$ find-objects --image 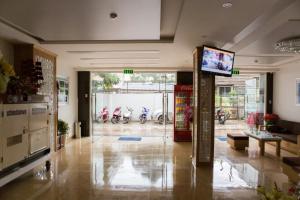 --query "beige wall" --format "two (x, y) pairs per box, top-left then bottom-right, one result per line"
(0, 38), (14, 64)
(274, 60), (300, 122)
(56, 58), (78, 137)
